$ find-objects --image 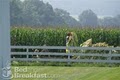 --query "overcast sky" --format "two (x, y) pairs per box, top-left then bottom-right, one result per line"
(43, 0), (120, 18)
